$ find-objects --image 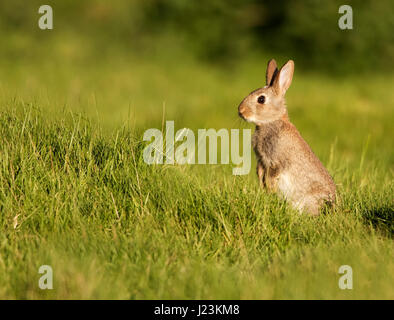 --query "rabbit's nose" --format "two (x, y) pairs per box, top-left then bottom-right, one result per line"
(238, 105), (246, 119)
